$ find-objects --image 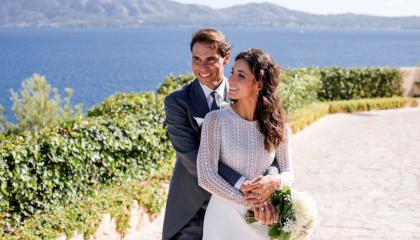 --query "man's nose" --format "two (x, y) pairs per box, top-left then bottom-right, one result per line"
(199, 62), (209, 70)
